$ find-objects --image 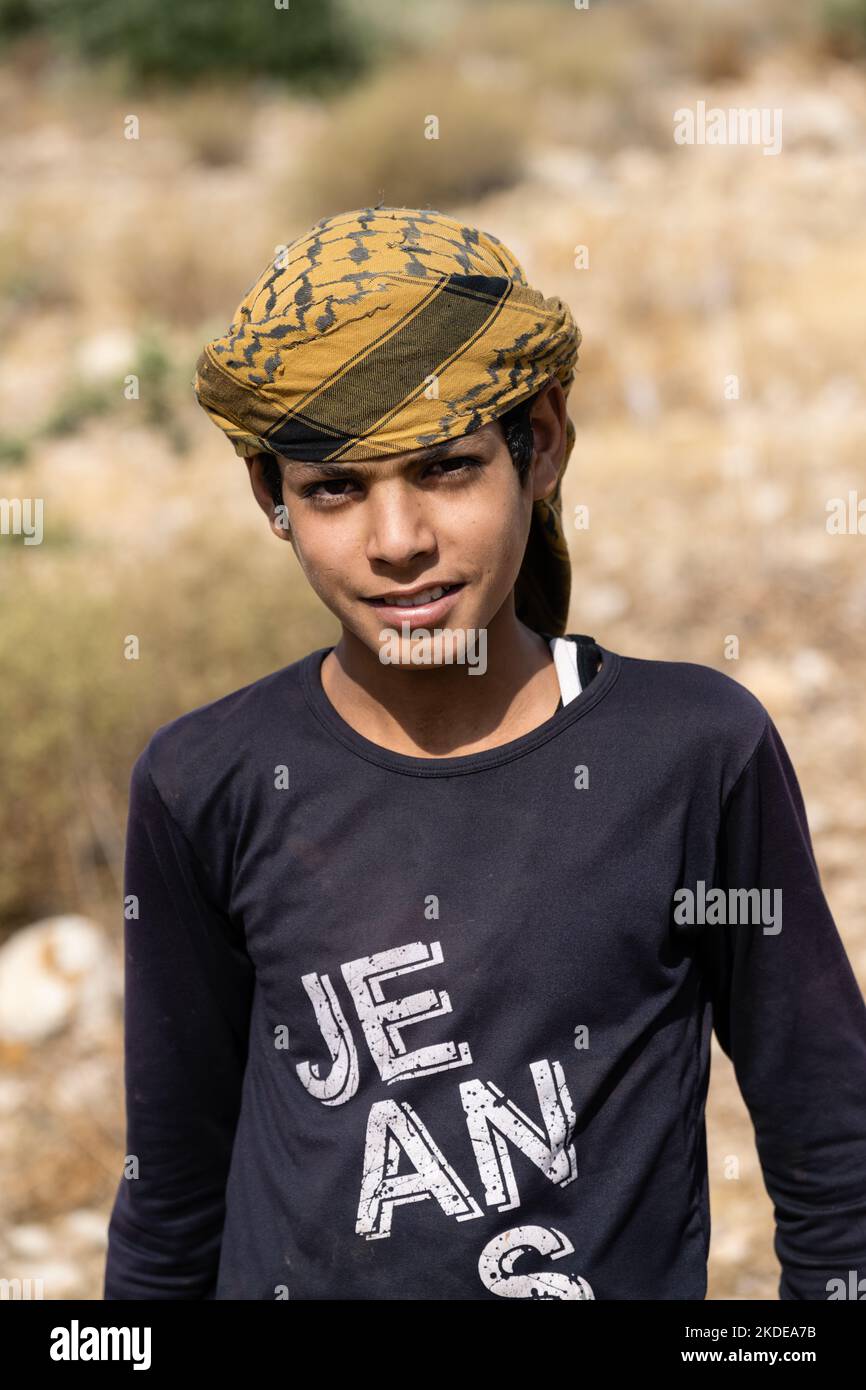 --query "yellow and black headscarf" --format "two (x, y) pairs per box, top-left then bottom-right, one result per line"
(192, 206), (581, 636)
